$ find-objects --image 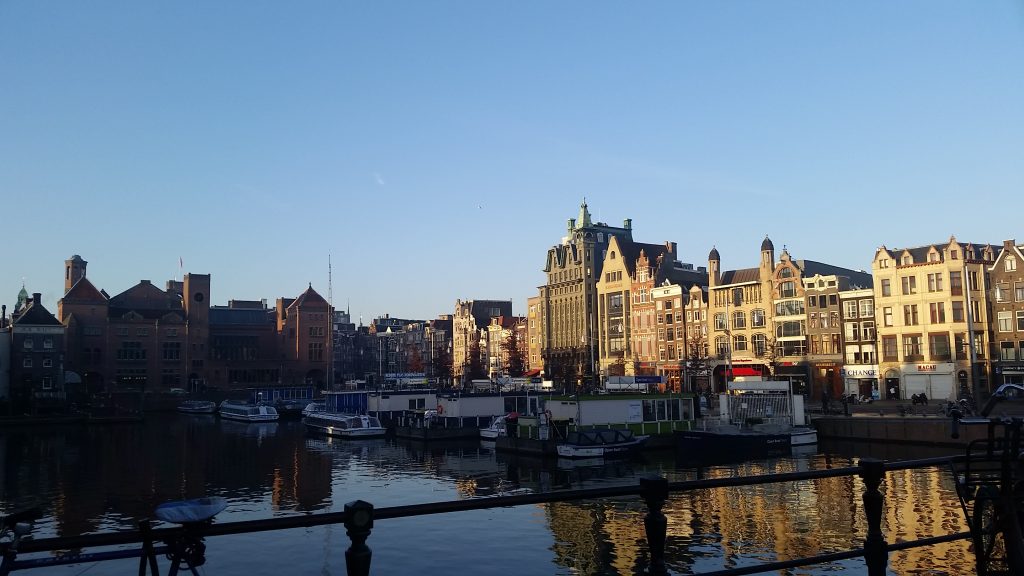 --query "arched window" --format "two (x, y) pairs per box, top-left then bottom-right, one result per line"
(715, 336), (729, 358)
(752, 333), (767, 356)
